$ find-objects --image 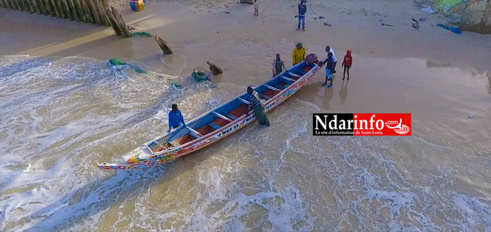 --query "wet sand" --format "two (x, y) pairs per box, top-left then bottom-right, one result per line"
(1, 0), (490, 231)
